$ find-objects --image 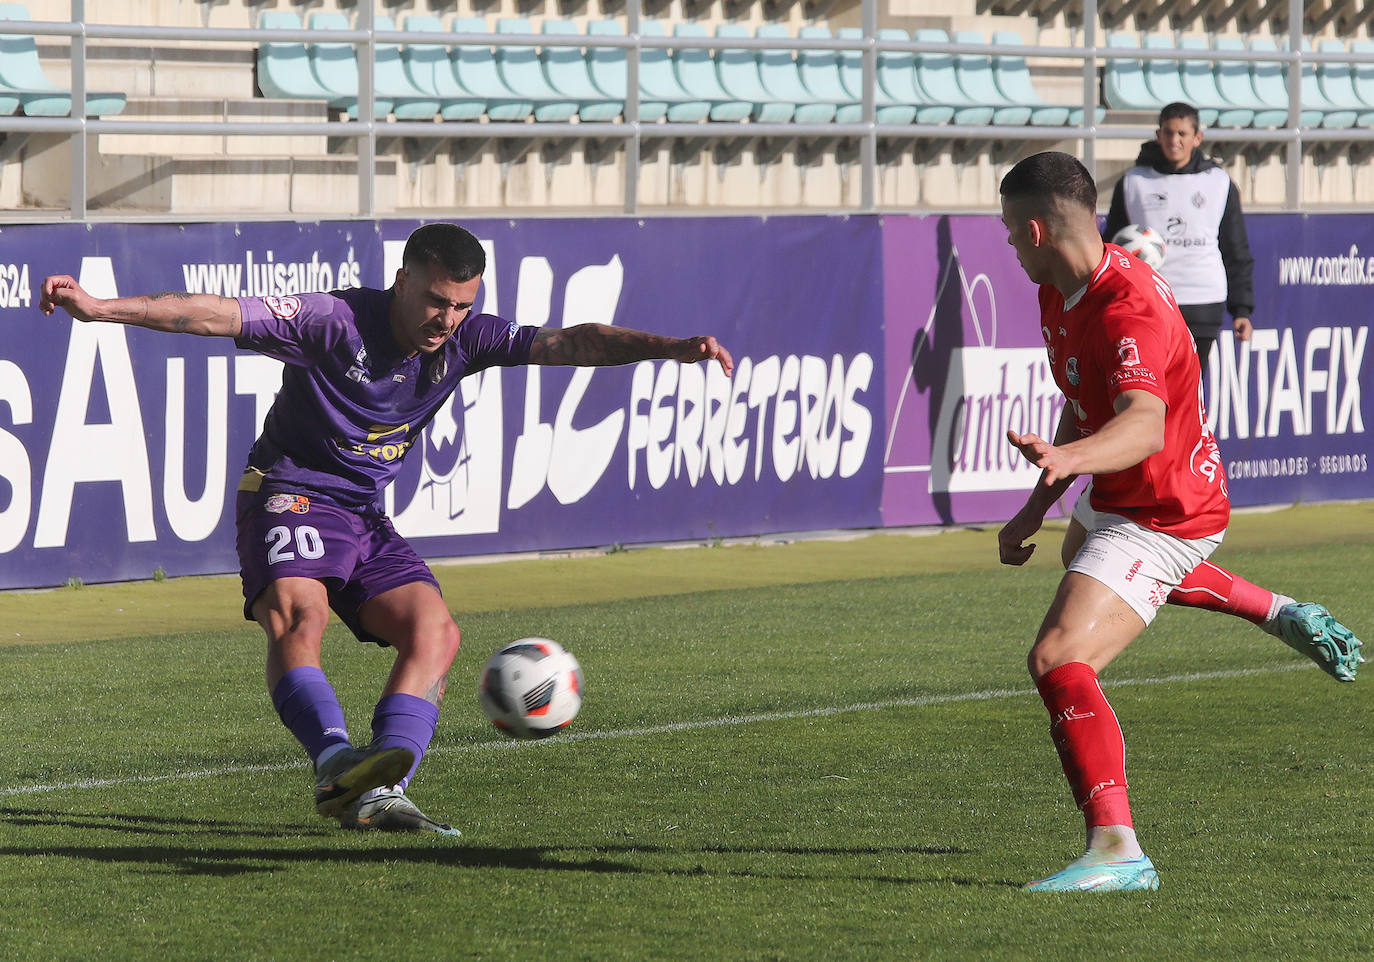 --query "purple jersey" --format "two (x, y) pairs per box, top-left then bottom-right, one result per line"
(235, 288), (537, 510)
